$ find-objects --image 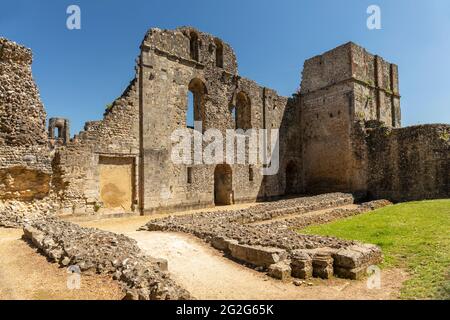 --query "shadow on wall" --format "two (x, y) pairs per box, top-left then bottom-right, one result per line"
(257, 95), (303, 200)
